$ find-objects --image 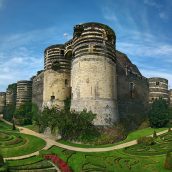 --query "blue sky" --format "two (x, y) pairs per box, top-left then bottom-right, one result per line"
(0, 0), (172, 91)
